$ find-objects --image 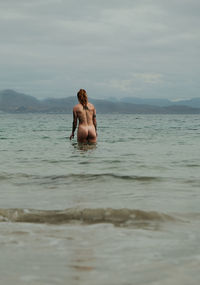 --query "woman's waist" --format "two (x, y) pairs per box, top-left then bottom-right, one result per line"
(78, 123), (94, 128)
